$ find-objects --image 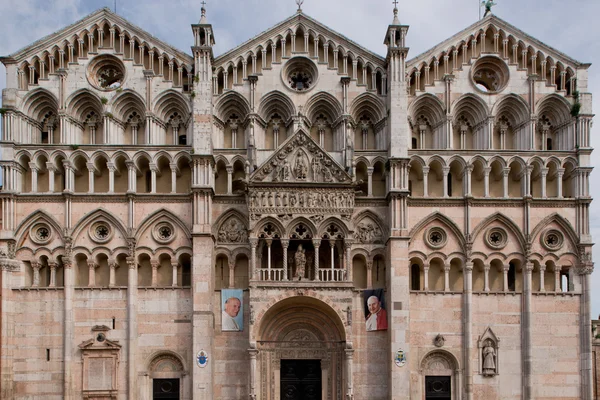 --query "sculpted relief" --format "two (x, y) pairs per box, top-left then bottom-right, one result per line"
(217, 217), (248, 244)
(252, 131), (350, 184)
(355, 217), (384, 244)
(249, 188), (354, 214)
